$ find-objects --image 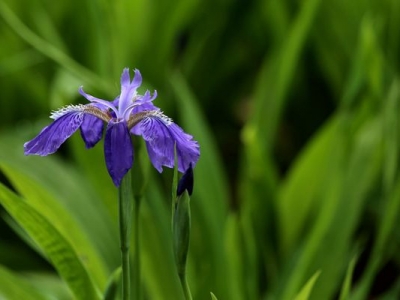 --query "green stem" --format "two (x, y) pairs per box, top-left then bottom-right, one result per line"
(133, 195), (142, 300)
(119, 171), (133, 300)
